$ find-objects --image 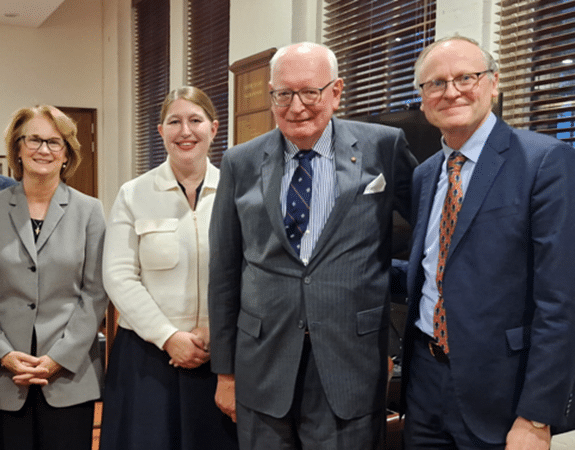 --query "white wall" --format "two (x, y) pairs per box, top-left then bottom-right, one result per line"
(0, 0), (103, 153)
(100, 0), (133, 211)
(435, 0), (499, 54)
